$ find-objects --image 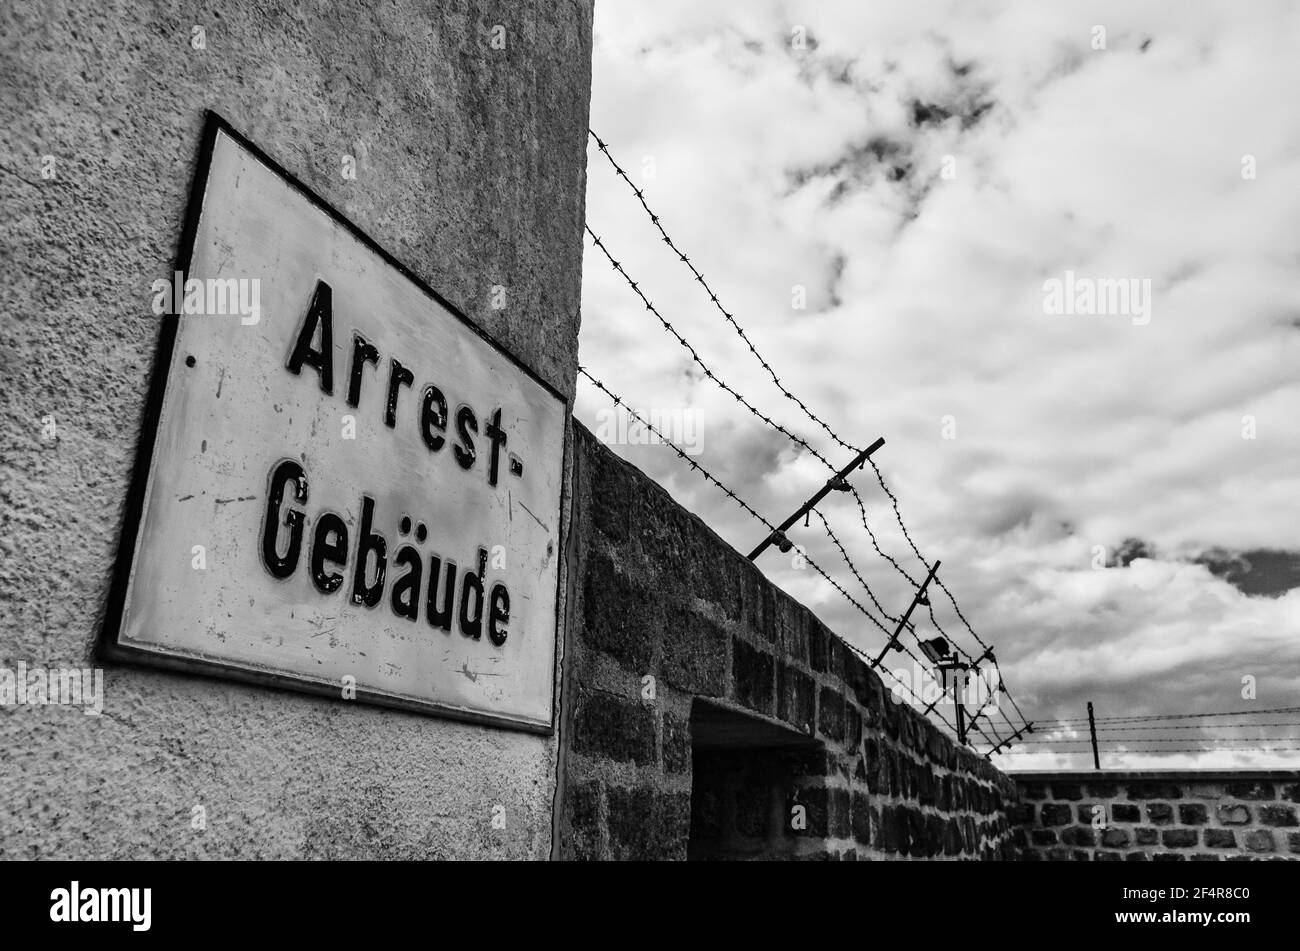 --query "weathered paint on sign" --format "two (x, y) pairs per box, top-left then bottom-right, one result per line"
(104, 115), (566, 731)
